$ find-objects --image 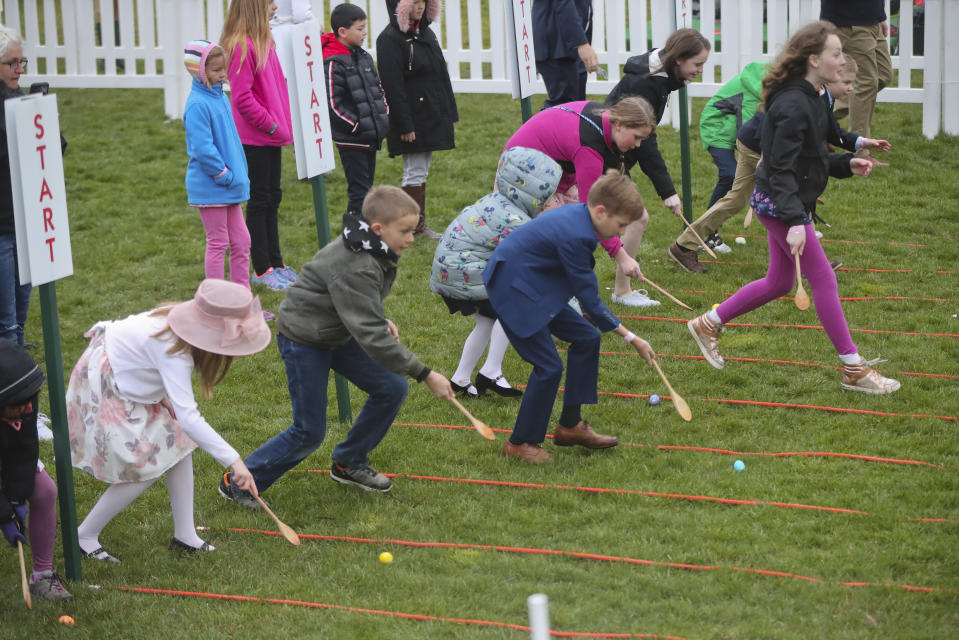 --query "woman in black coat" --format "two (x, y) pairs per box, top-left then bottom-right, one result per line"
(376, 0), (458, 238)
